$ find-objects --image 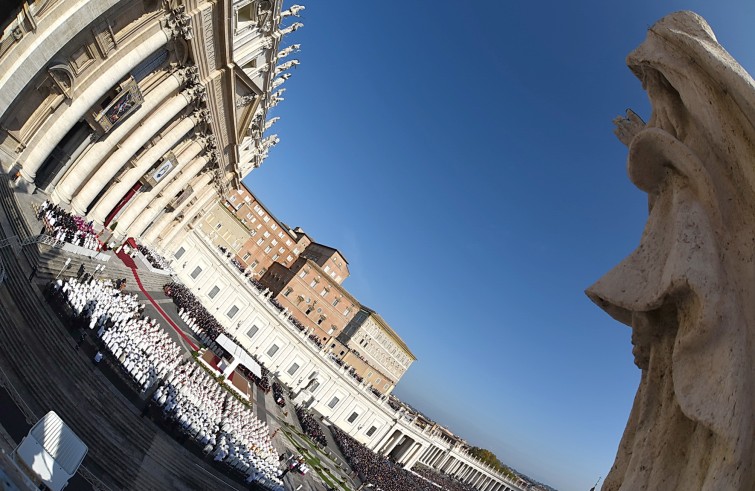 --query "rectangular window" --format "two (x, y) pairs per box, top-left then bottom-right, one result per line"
(174, 247), (186, 259)
(324, 265), (330, 273)
(375, 378), (381, 385)
(310, 280), (317, 288)
(256, 238), (264, 246)
(328, 396), (340, 409)
(320, 289), (327, 297)
(264, 245), (273, 254)
(190, 266), (202, 279)
(215, 223), (222, 230)
(271, 239), (278, 246)
(250, 230), (257, 237)
(246, 213), (253, 220)
(253, 204), (261, 211)
(332, 298), (340, 307)
(287, 363), (300, 375)
(343, 308), (350, 316)
(384, 383), (390, 390)
(284, 287), (293, 297)
(347, 412), (359, 423)
(263, 215), (270, 222)
(229, 196), (236, 202)
(243, 253), (251, 261)
(278, 231), (284, 238)
(263, 231), (271, 238)
(227, 305), (239, 318)
(250, 260), (258, 269)
(208, 286), (220, 298)
(286, 255), (293, 263)
(267, 344), (279, 357)
(247, 325), (259, 338)
(293, 248), (299, 254)
(286, 240), (292, 246)
(299, 270), (306, 278)
(271, 223), (277, 230)
(366, 426), (377, 437)
(272, 254), (279, 261)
